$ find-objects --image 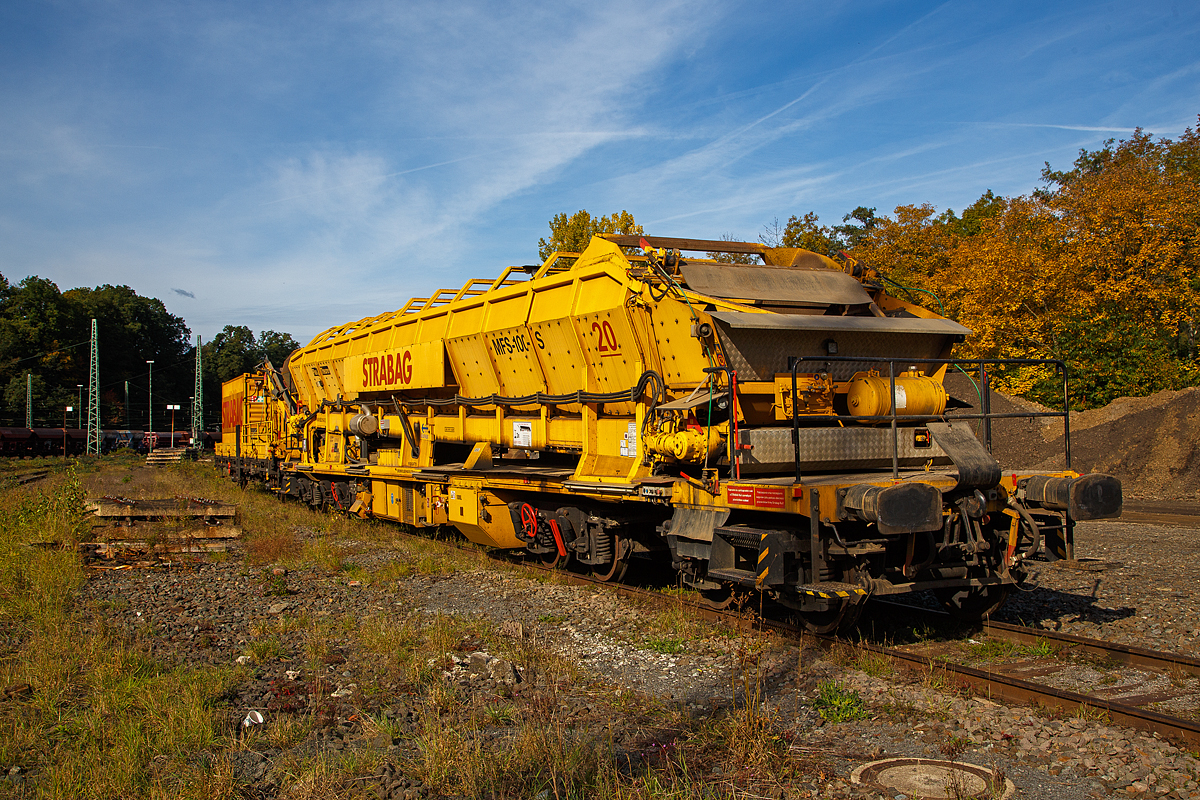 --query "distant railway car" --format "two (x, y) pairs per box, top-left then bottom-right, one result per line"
(216, 235), (1122, 631)
(215, 364), (297, 483)
(0, 427), (36, 457)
